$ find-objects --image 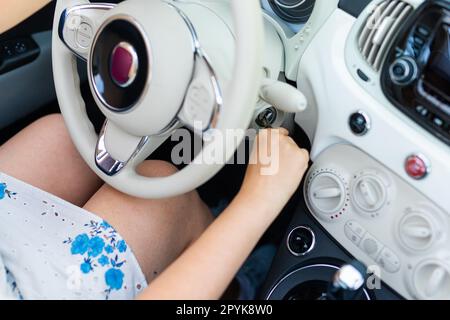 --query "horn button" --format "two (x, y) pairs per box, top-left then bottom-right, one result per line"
(90, 19), (149, 112)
